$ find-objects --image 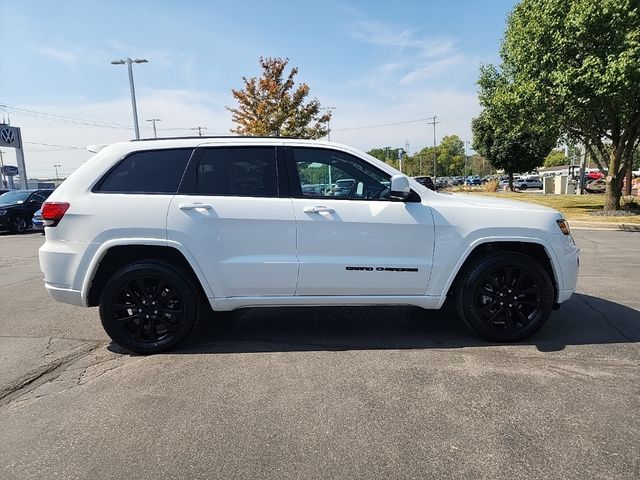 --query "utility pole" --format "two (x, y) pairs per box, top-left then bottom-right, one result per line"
(427, 116), (440, 180)
(146, 118), (161, 138)
(405, 140), (410, 175)
(53, 164), (61, 183)
(0, 150), (6, 189)
(322, 106), (336, 141)
(191, 126), (207, 137)
(111, 58), (148, 140)
(464, 140), (470, 175)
